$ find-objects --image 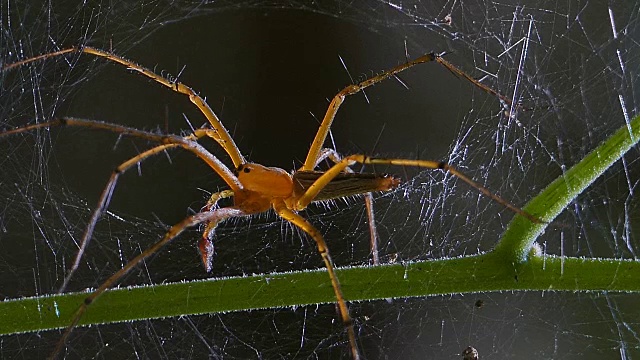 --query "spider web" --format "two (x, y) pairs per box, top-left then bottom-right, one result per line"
(1, 0), (639, 359)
